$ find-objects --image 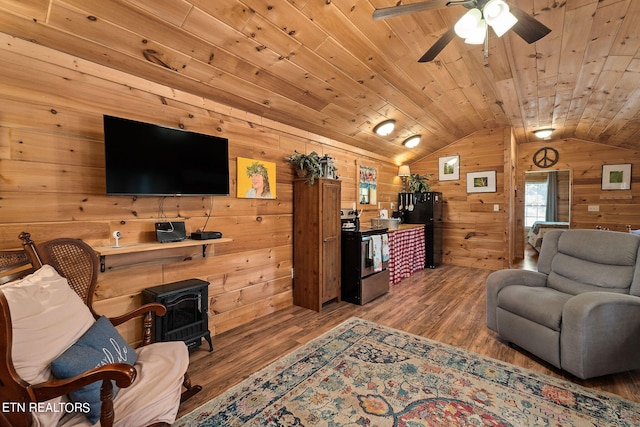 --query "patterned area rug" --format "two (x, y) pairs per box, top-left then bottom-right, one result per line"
(176, 318), (639, 426)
